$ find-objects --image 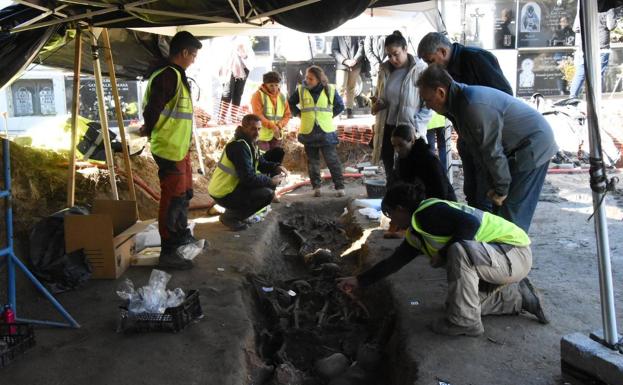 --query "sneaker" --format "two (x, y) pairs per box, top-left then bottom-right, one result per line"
(519, 278), (549, 324)
(313, 188), (321, 197)
(219, 214), (249, 231)
(157, 248), (194, 270)
(336, 189), (346, 197)
(346, 108), (354, 119)
(431, 317), (484, 337)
